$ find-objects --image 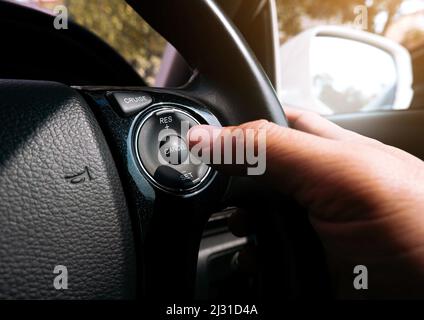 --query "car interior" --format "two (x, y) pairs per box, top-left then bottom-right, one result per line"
(0, 0), (423, 302)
